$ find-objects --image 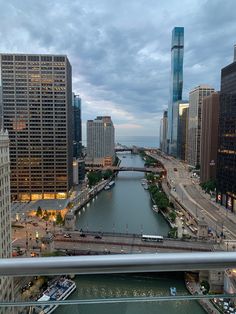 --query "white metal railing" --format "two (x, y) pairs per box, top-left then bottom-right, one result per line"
(1, 252), (236, 277)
